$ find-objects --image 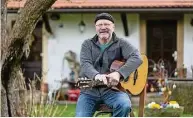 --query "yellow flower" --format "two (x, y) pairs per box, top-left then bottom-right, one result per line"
(169, 101), (178, 104)
(152, 104), (161, 109)
(168, 101), (180, 108)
